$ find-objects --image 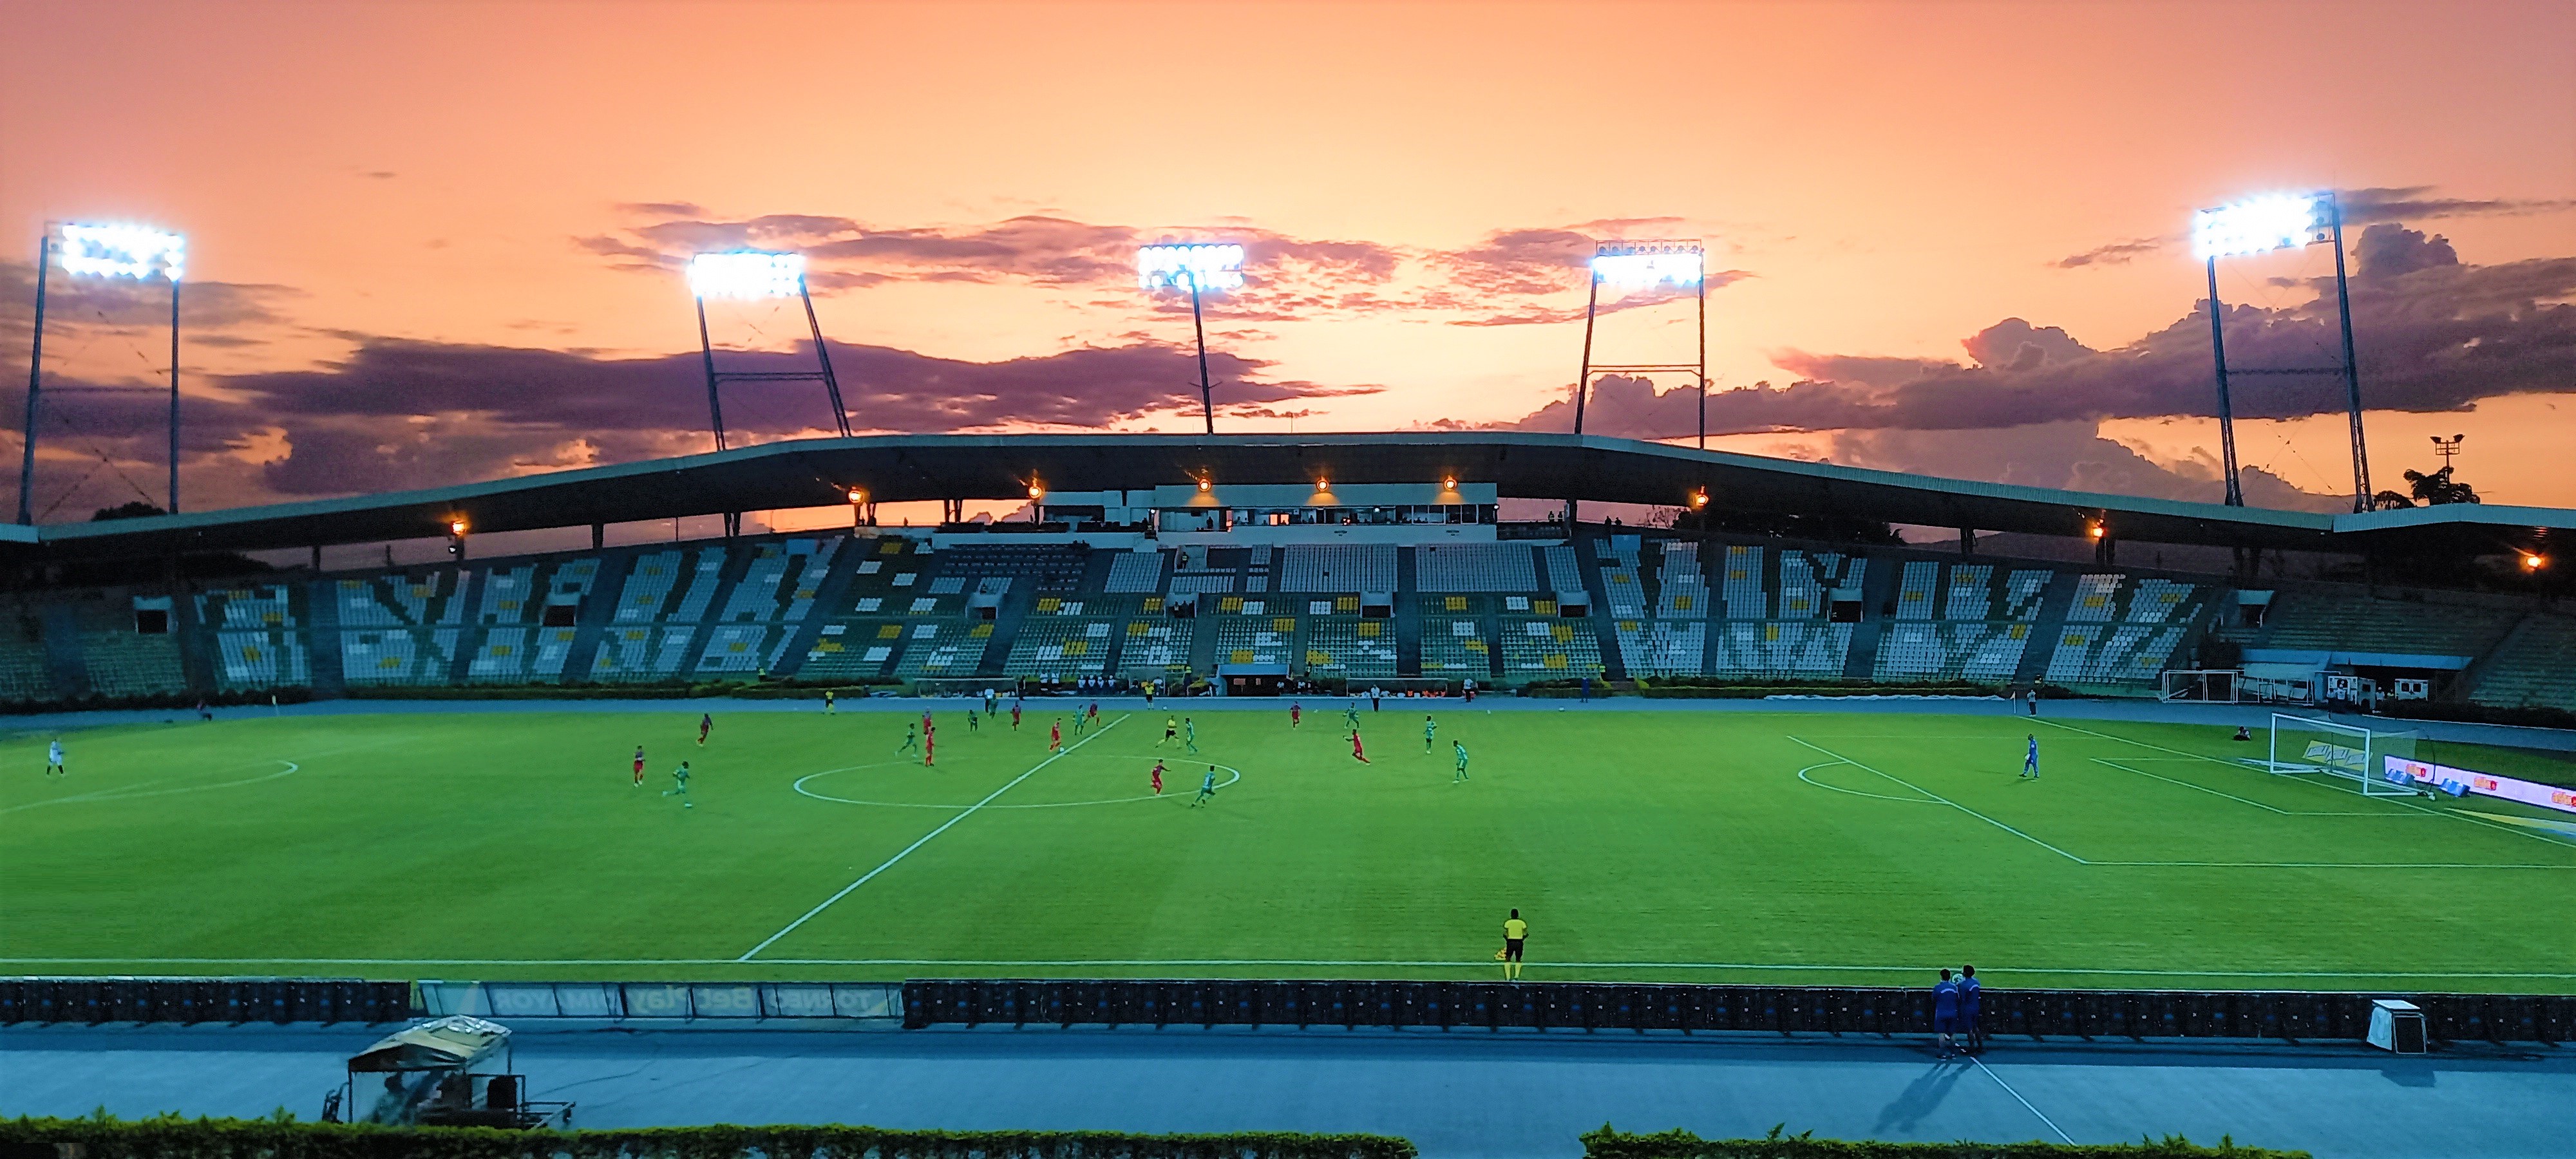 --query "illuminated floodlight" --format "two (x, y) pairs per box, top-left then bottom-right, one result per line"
(58, 223), (185, 281)
(1137, 243), (1244, 292)
(688, 250), (806, 299)
(2192, 193), (2327, 261)
(1591, 241), (1702, 288)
